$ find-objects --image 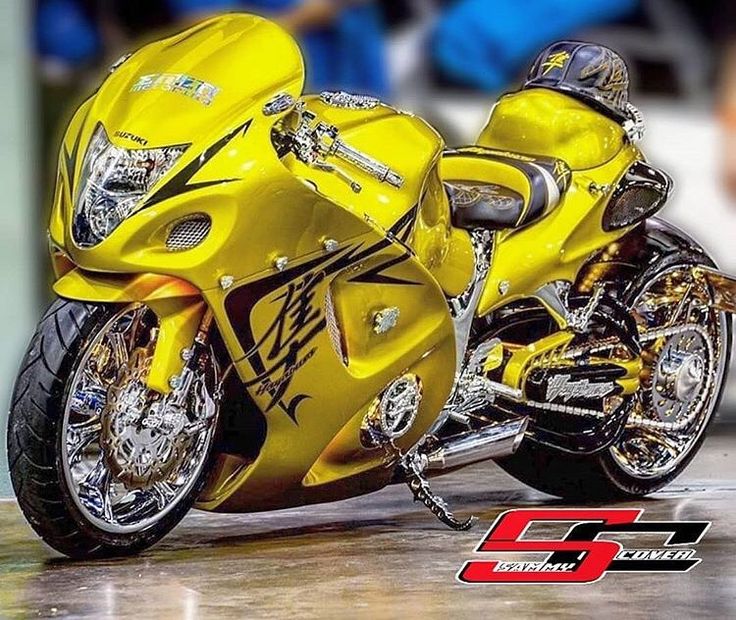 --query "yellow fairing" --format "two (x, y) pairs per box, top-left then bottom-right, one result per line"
(443, 89), (642, 318)
(478, 89), (627, 169)
(48, 14), (458, 510)
(198, 233), (456, 511)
